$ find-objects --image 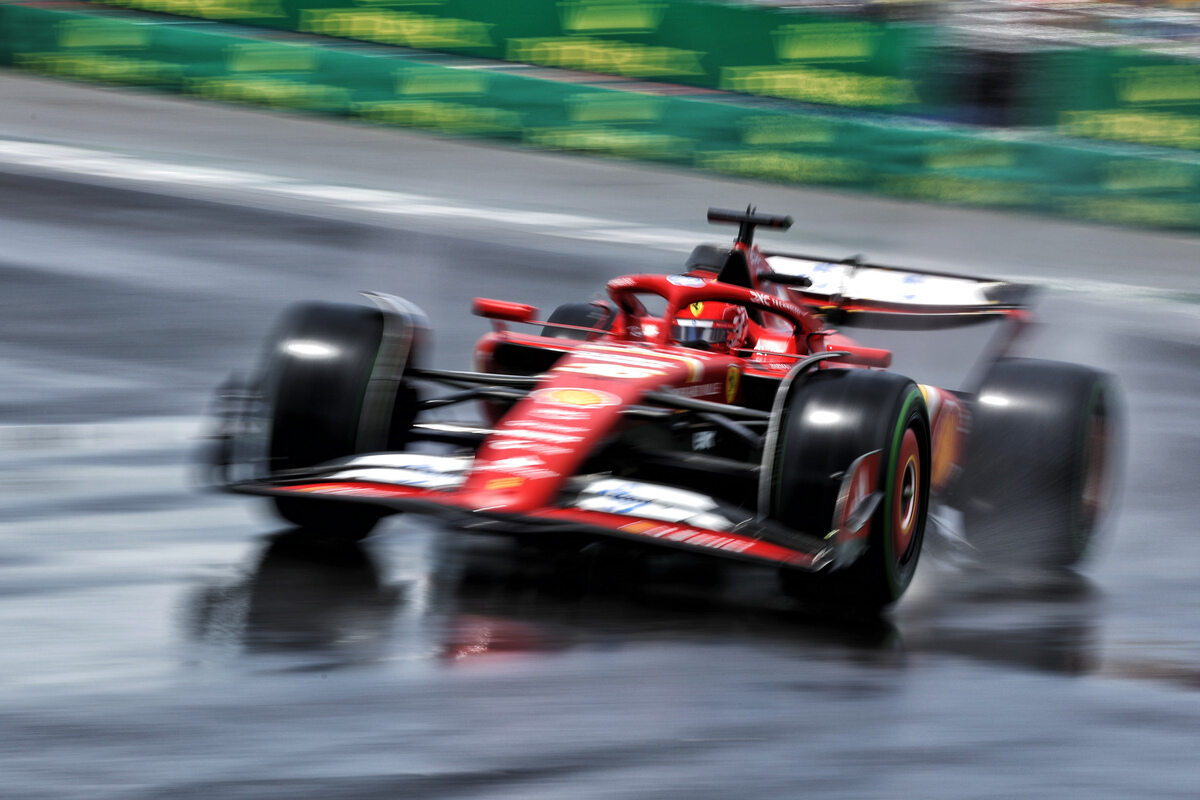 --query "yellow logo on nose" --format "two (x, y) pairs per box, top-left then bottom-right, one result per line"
(543, 388), (615, 407)
(689, 302), (704, 317)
